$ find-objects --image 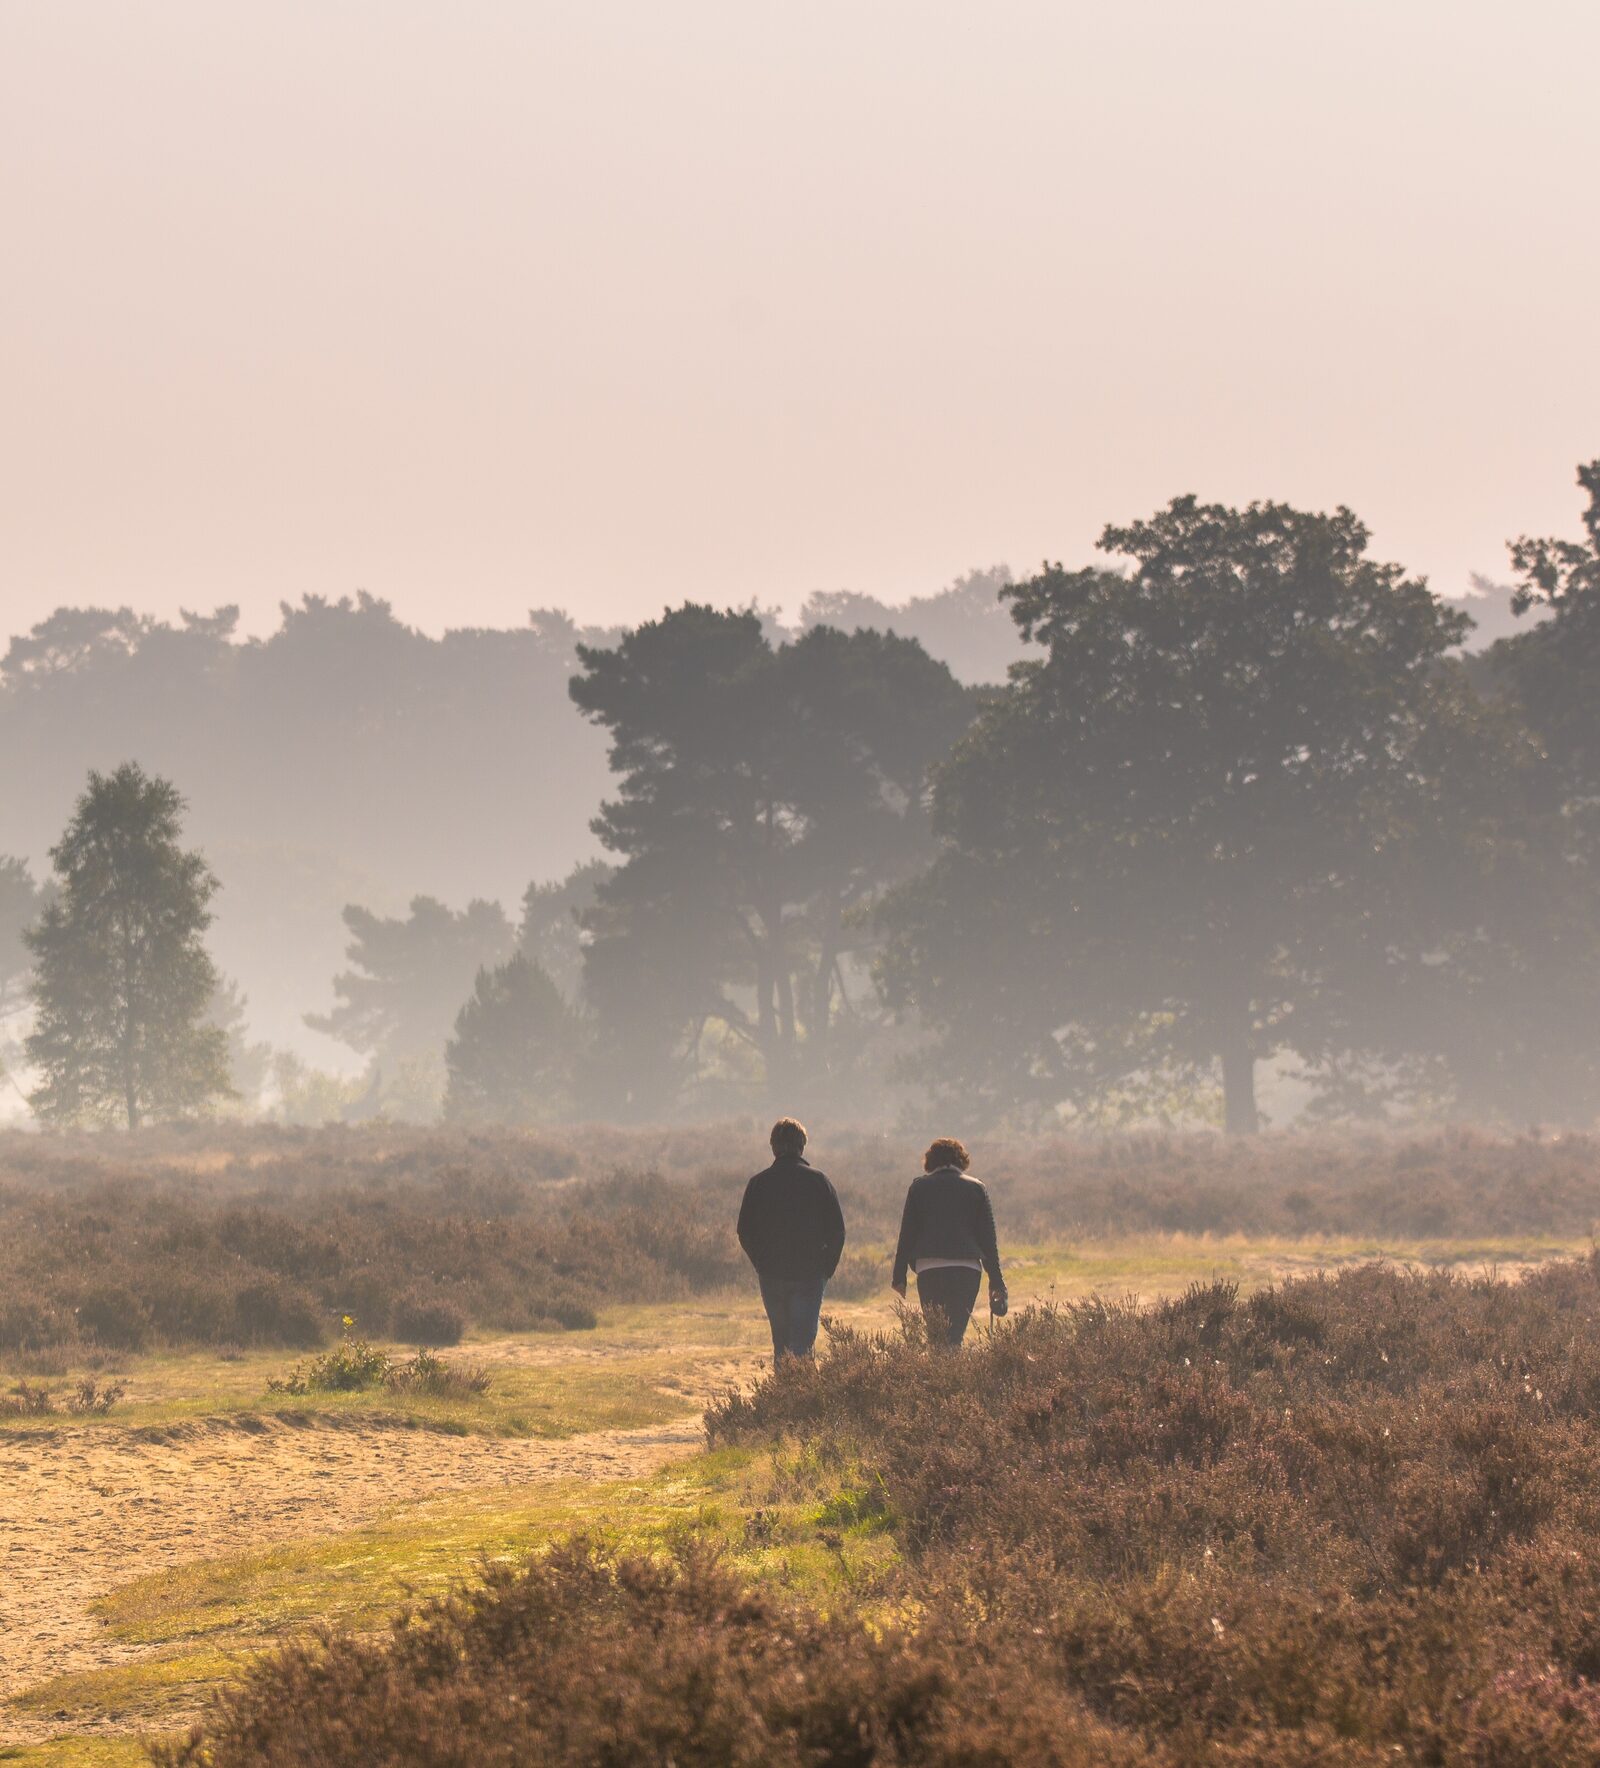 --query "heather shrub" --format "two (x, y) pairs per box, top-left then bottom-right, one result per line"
(0, 1378), (56, 1417)
(391, 1289), (466, 1347)
(0, 1290), (70, 1353)
(232, 1278), (326, 1348)
(155, 1541), (1153, 1768)
(66, 1375), (125, 1414)
(384, 1348), (491, 1399)
(703, 1259), (1600, 1757)
(74, 1282), (150, 1350)
(4, 1123), (1598, 1355)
